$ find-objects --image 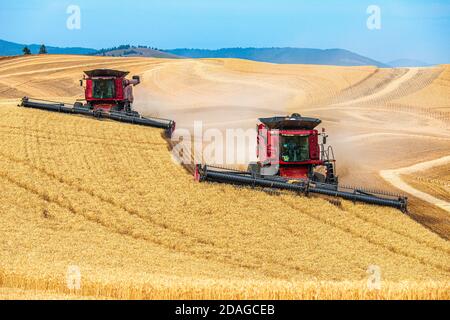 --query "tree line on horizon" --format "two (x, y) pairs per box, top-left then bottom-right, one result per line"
(94, 45), (161, 56)
(20, 43), (163, 57)
(22, 44), (48, 55)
